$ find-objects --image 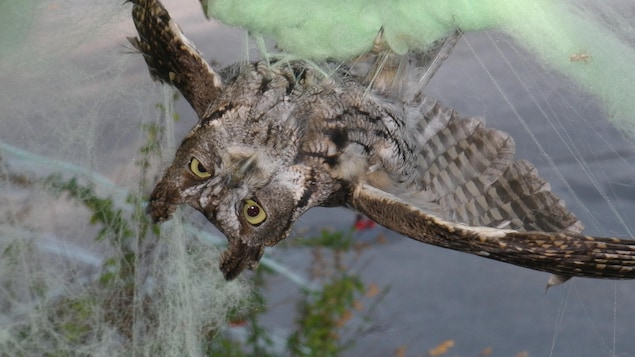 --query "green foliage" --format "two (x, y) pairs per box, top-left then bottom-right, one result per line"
(207, 229), (379, 357)
(0, 116), (166, 353)
(295, 229), (355, 251)
(286, 230), (371, 356)
(43, 175), (135, 244)
(288, 274), (364, 356)
(55, 297), (97, 344)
